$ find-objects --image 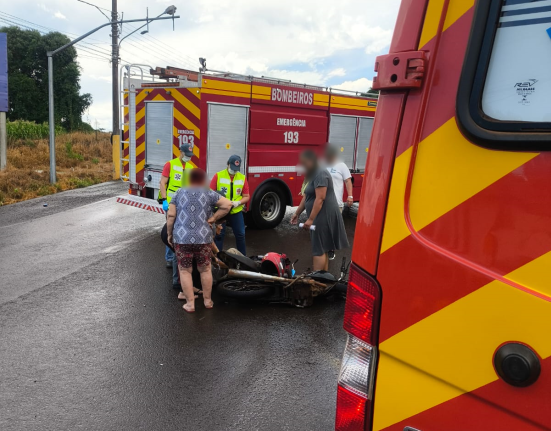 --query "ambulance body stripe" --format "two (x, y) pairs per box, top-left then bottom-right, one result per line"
(373, 252), (551, 430)
(419, 0), (475, 49)
(381, 355), (551, 431)
(380, 118), (538, 253)
(378, 152), (551, 342)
